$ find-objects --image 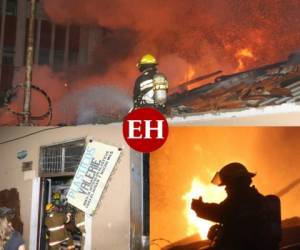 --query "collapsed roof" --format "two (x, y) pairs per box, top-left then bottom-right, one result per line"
(92, 52), (300, 124)
(167, 52), (300, 116)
